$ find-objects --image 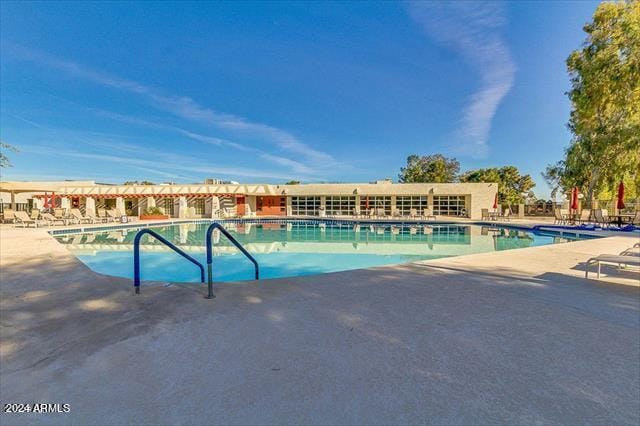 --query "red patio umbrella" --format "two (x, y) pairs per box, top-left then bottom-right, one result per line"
(617, 181), (625, 210)
(492, 193), (498, 209)
(571, 187), (579, 211)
